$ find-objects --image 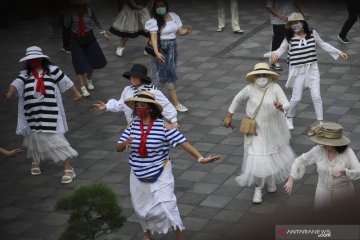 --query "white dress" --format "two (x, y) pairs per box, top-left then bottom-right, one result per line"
(228, 82), (296, 186)
(290, 145), (360, 209)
